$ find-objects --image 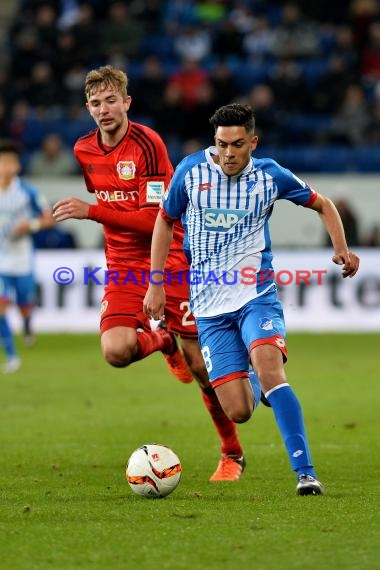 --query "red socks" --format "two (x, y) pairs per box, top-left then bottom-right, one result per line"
(135, 328), (173, 361)
(201, 387), (243, 457)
